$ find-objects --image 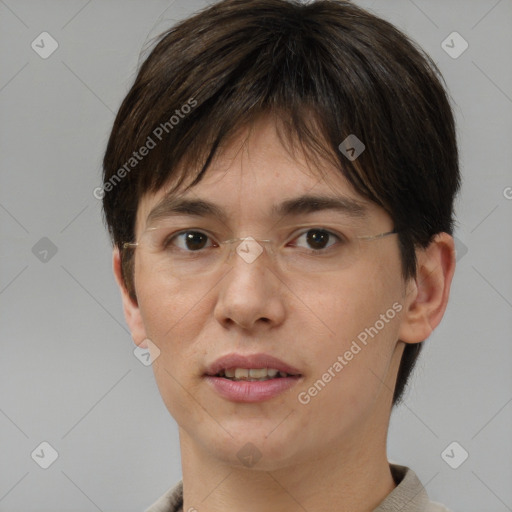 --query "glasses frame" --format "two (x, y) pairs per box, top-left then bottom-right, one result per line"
(122, 229), (399, 265)
(213, 229), (398, 246)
